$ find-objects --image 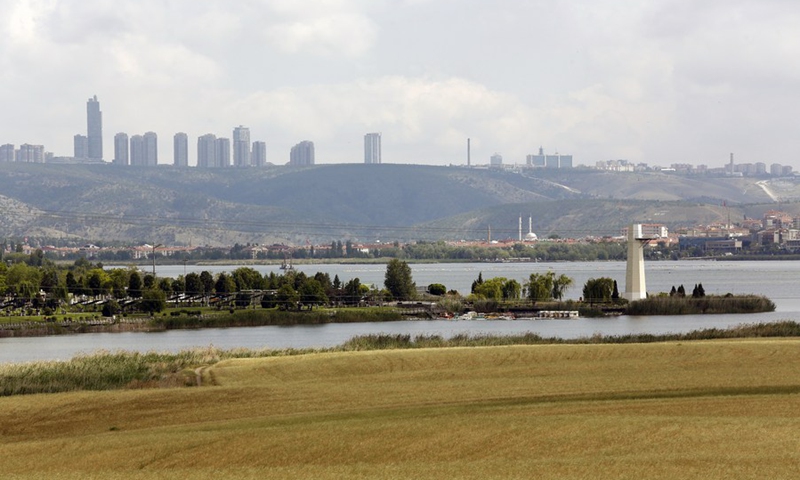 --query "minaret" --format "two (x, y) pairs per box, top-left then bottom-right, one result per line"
(518, 215), (522, 242)
(624, 224), (648, 300)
